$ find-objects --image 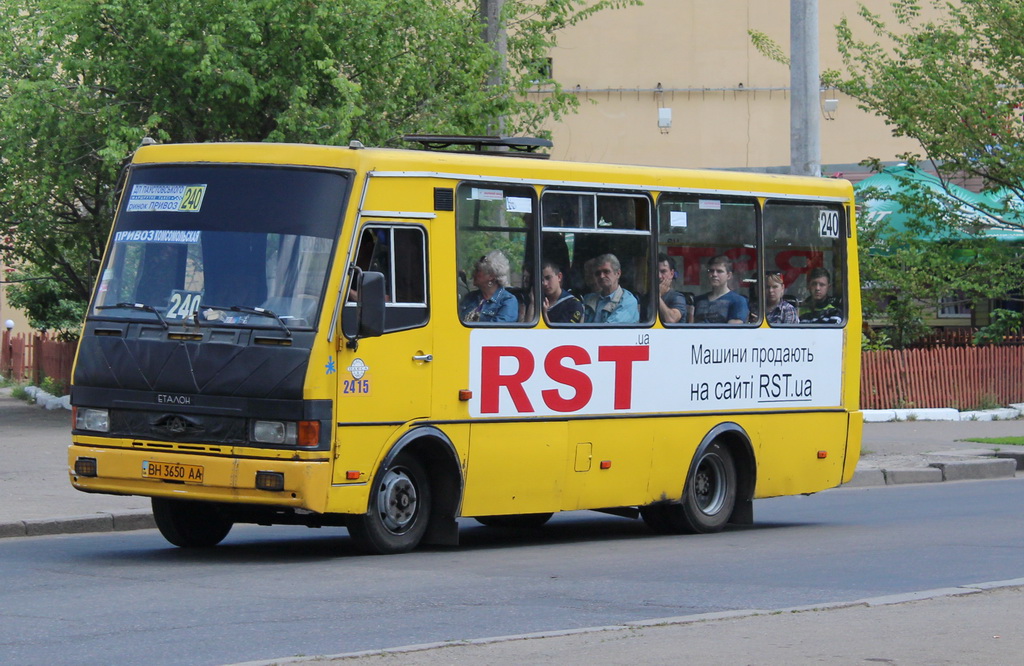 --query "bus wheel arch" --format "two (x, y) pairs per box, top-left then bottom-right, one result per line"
(349, 426), (463, 554)
(707, 424), (756, 526)
(641, 423), (755, 534)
